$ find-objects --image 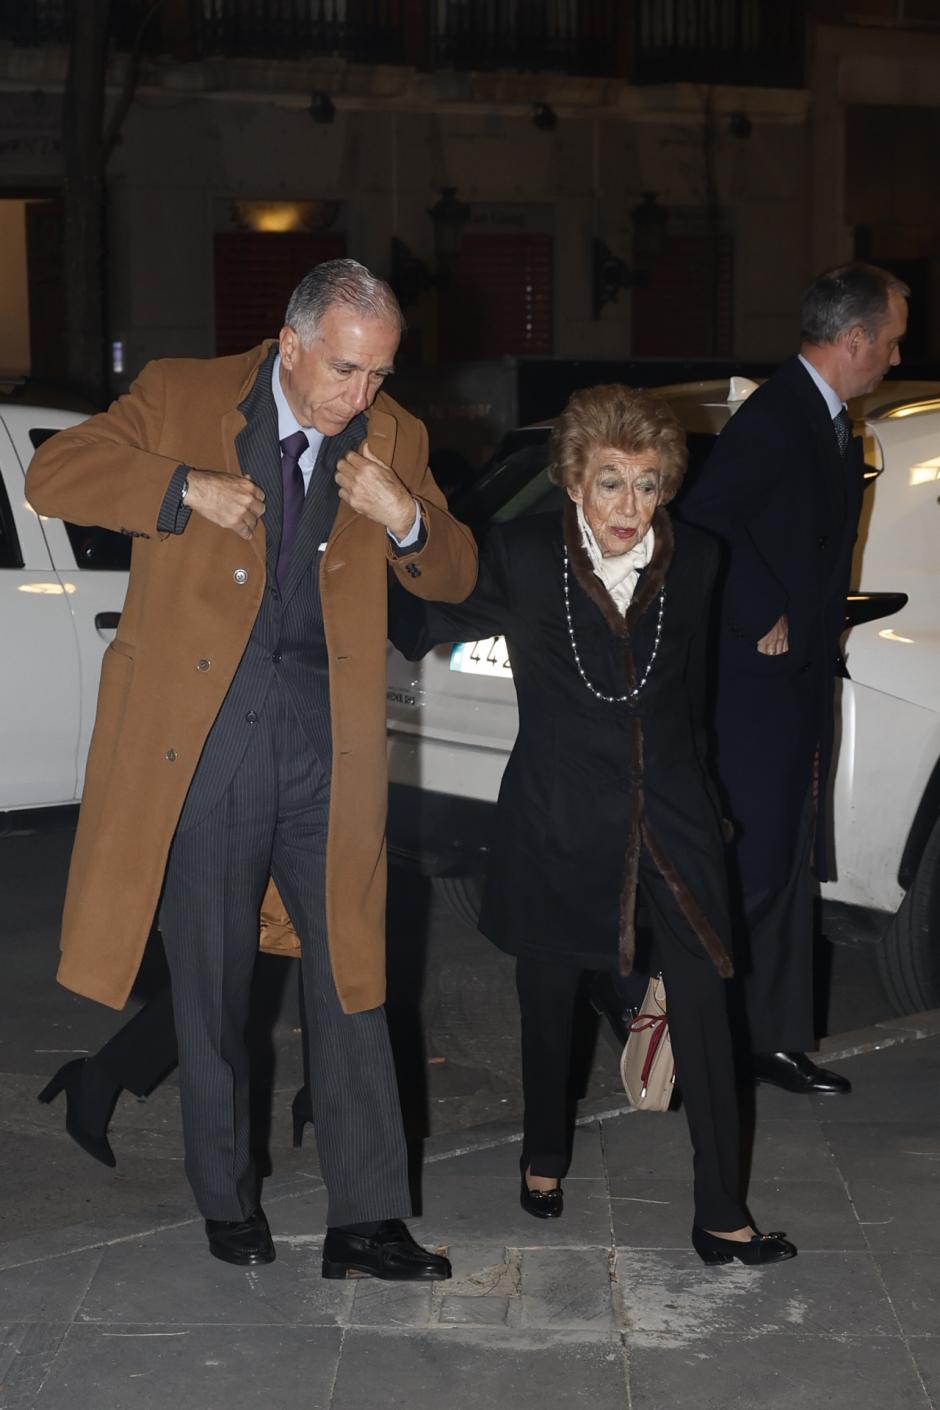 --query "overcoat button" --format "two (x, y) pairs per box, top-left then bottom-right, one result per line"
(233, 568), (248, 584)
(165, 749), (178, 762)
(245, 711), (258, 724)
(196, 659), (211, 672)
